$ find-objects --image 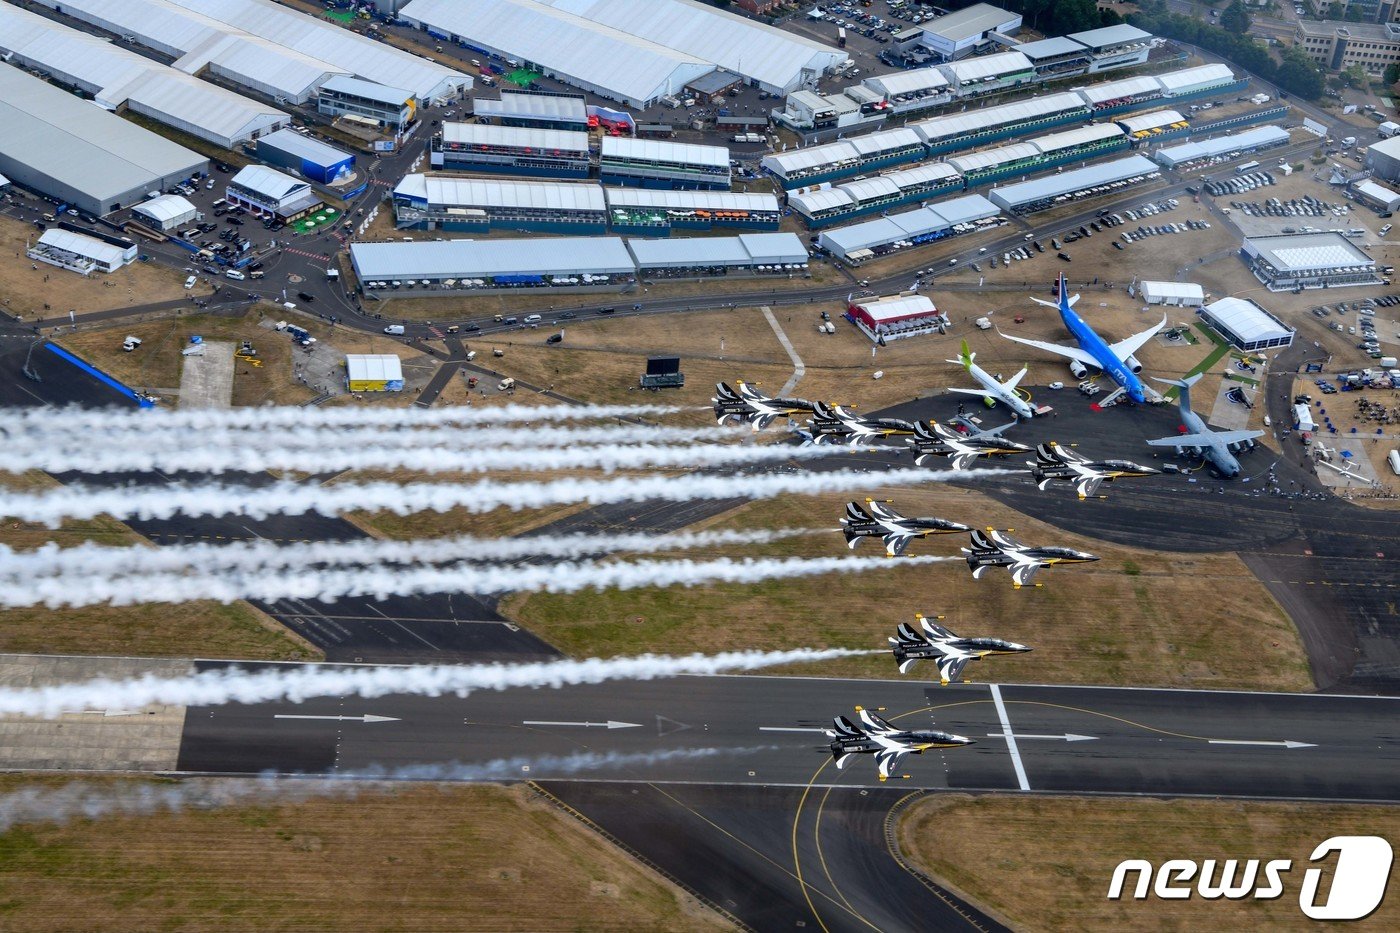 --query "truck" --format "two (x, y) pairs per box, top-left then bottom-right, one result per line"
(383, 324), (405, 335)
(1390, 449), (1400, 476)
(1294, 402), (1316, 433)
(1379, 121), (1400, 139)
(975, 317), (993, 330)
(1342, 136), (1357, 148)
(1381, 356), (1398, 369)
(838, 26), (847, 48)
